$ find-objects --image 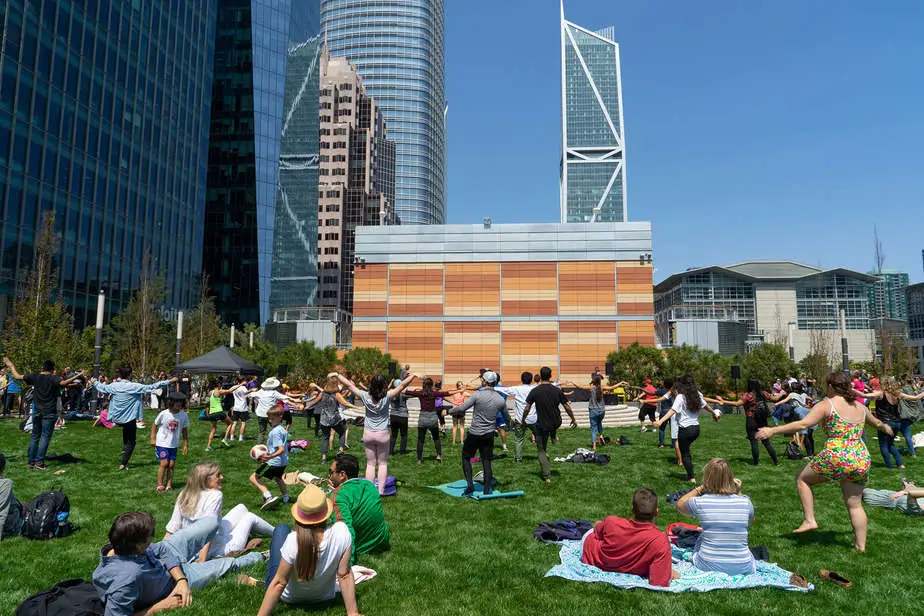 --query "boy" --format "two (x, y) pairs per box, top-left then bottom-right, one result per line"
(150, 392), (190, 493)
(249, 405), (289, 511)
